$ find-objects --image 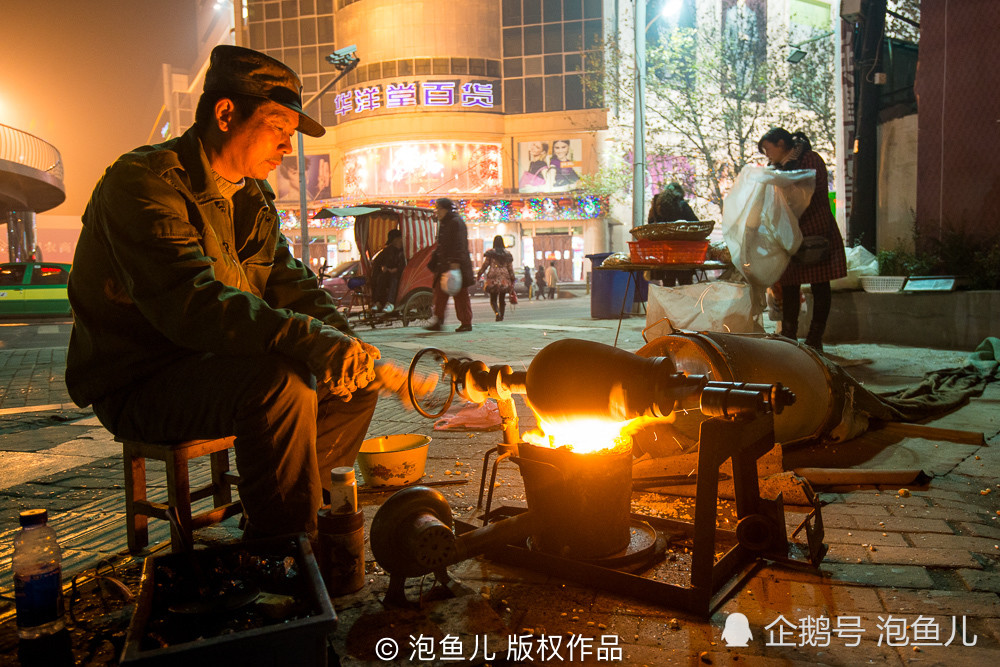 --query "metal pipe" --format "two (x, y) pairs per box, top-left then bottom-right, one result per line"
(632, 0), (646, 229)
(296, 50), (359, 266)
